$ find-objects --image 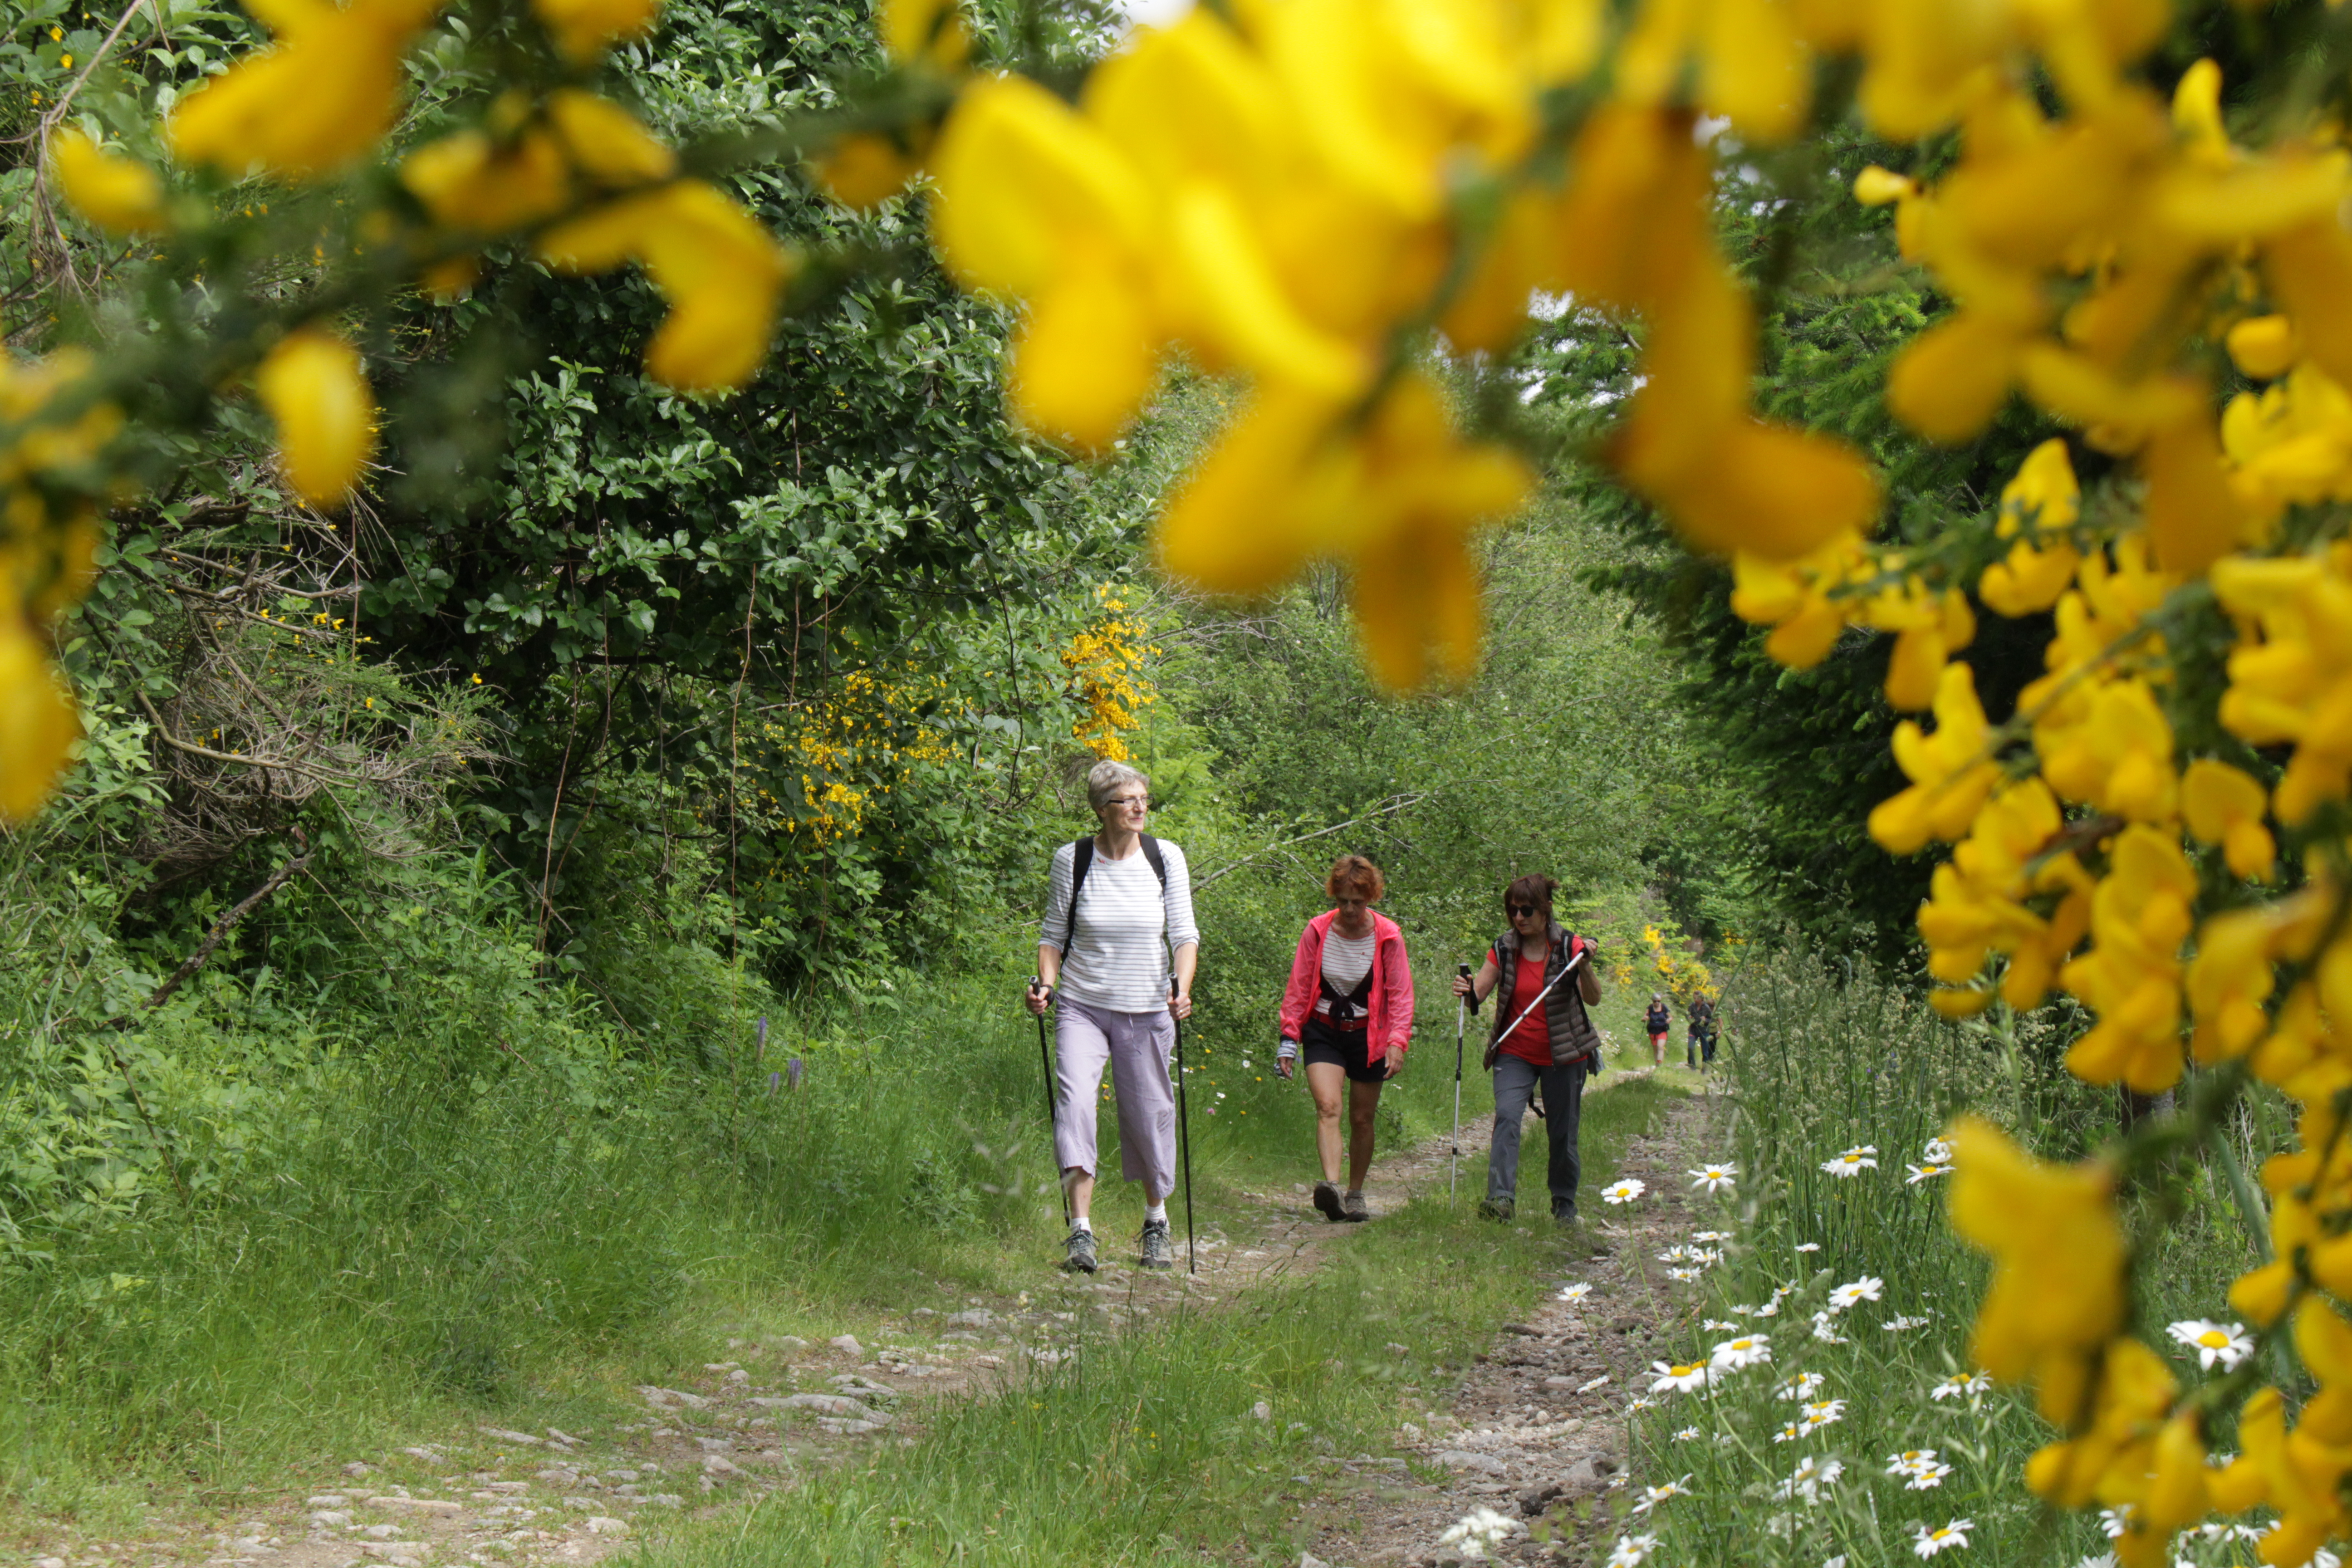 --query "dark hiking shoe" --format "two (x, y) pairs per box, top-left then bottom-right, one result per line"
(1552, 1205), (1578, 1227)
(1062, 1225), (1098, 1274)
(1313, 1181), (1344, 1222)
(1139, 1218), (1175, 1270)
(1477, 1197), (1515, 1222)
(1342, 1191), (1370, 1222)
